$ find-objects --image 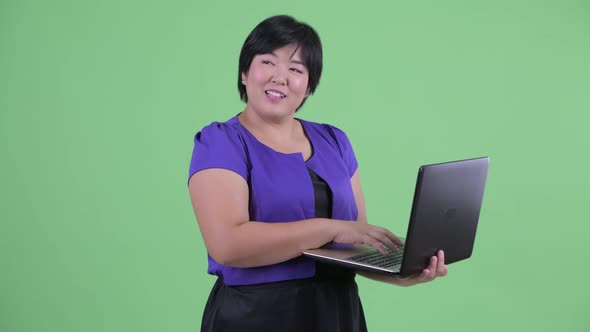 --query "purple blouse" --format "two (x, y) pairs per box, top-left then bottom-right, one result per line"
(188, 115), (359, 286)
